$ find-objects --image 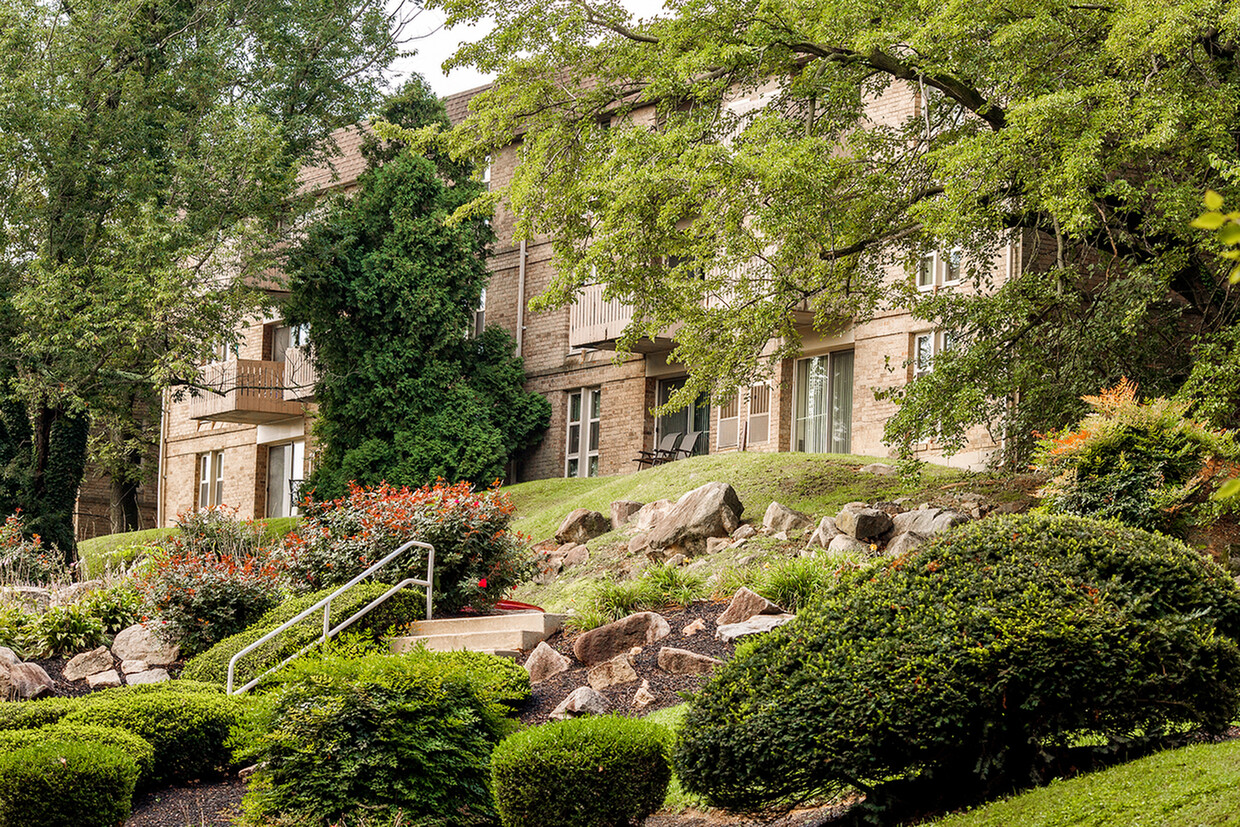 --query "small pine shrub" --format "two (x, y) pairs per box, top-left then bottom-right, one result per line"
(0, 741), (138, 827)
(491, 715), (671, 827)
(0, 724), (154, 784)
(246, 651), (516, 826)
(62, 689), (241, 784)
